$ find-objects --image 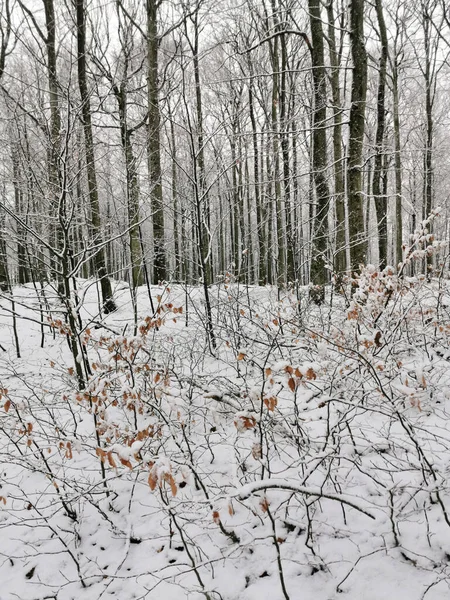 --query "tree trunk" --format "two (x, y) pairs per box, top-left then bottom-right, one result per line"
(42, 0), (63, 281)
(269, 0), (286, 286)
(168, 104), (180, 280)
(392, 54), (403, 267)
(279, 27), (295, 282)
(12, 148), (28, 284)
(348, 0), (368, 275)
(309, 0), (330, 304)
(373, 0), (388, 270)
(115, 84), (144, 291)
(190, 7), (212, 284)
(326, 0), (346, 278)
(423, 6), (434, 278)
(147, 0), (166, 282)
(75, 0), (115, 313)
(248, 75), (265, 284)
